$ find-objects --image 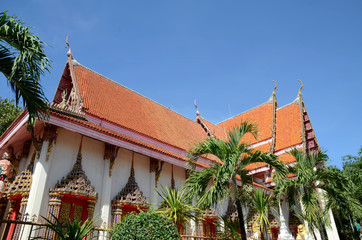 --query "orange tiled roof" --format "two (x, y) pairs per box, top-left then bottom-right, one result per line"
(278, 152), (299, 165)
(217, 103), (273, 144)
(275, 103), (302, 151)
(73, 65), (209, 151)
